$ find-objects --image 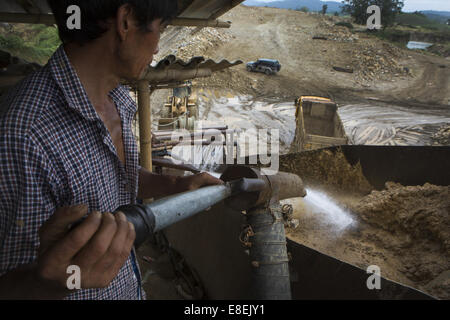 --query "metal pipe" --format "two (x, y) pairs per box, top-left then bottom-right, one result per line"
(151, 185), (232, 232)
(153, 126), (229, 135)
(152, 139), (236, 148)
(114, 165), (304, 300)
(220, 166), (306, 300)
(220, 165), (306, 210)
(247, 204), (291, 300)
(152, 157), (201, 174)
(116, 178), (266, 247)
(154, 129), (232, 142)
